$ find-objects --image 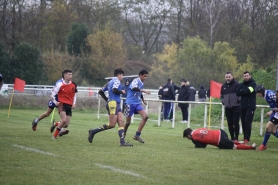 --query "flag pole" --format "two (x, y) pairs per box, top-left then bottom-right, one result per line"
(208, 97), (212, 129)
(8, 89), (15, 117)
